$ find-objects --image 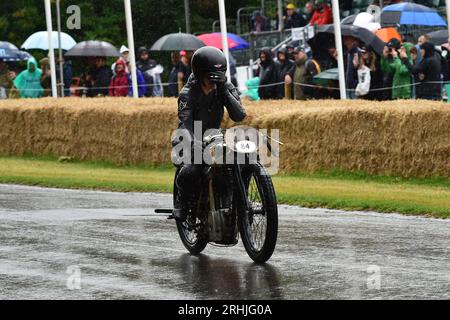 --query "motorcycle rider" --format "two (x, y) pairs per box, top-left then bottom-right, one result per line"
(172, 46), (247, 222)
